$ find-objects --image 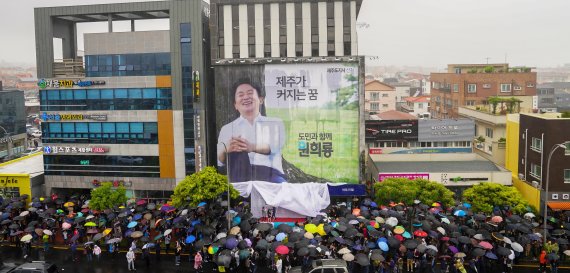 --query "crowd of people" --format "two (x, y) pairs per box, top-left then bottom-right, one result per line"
(1, 193), (570, 273)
